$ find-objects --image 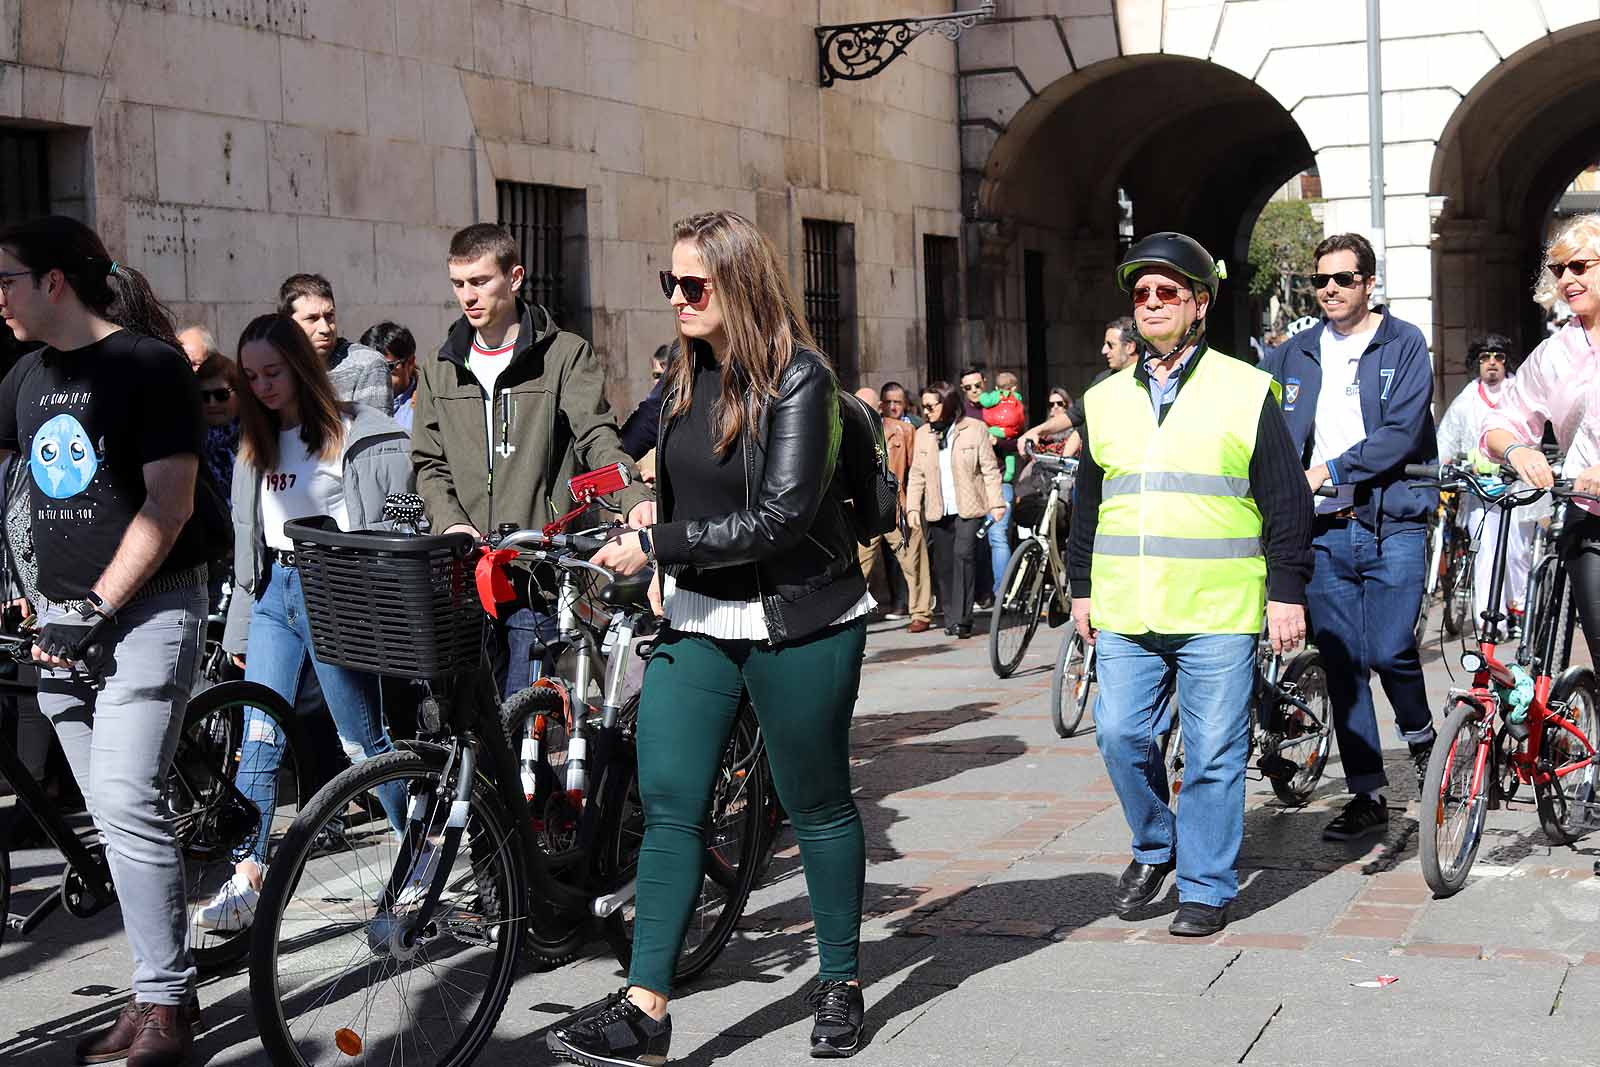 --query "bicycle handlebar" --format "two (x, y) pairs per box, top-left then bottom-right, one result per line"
(492, 526), (621, 586)
(0, 629), (105, 683)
